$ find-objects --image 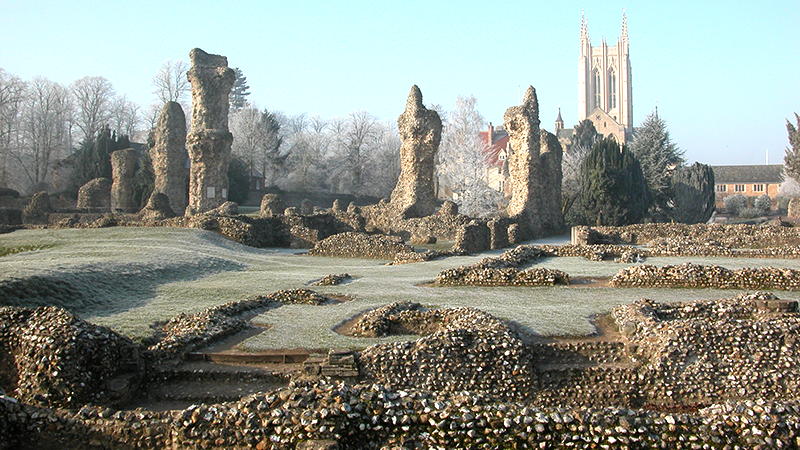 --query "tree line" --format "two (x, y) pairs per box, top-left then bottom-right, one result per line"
(1, 61), (719, 226)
